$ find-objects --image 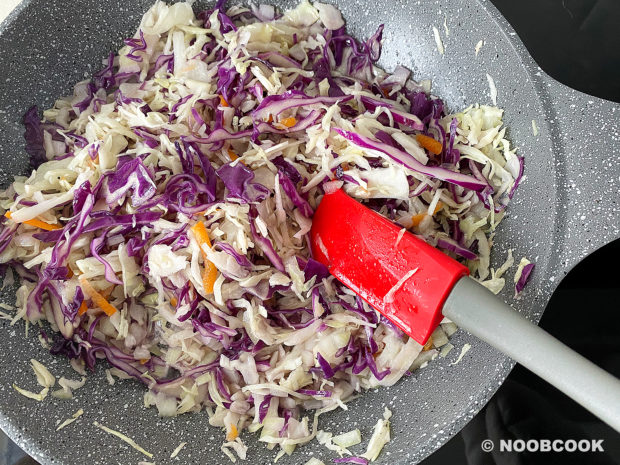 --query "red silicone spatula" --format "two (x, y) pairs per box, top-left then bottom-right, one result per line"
(310, 189), (620, 431)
